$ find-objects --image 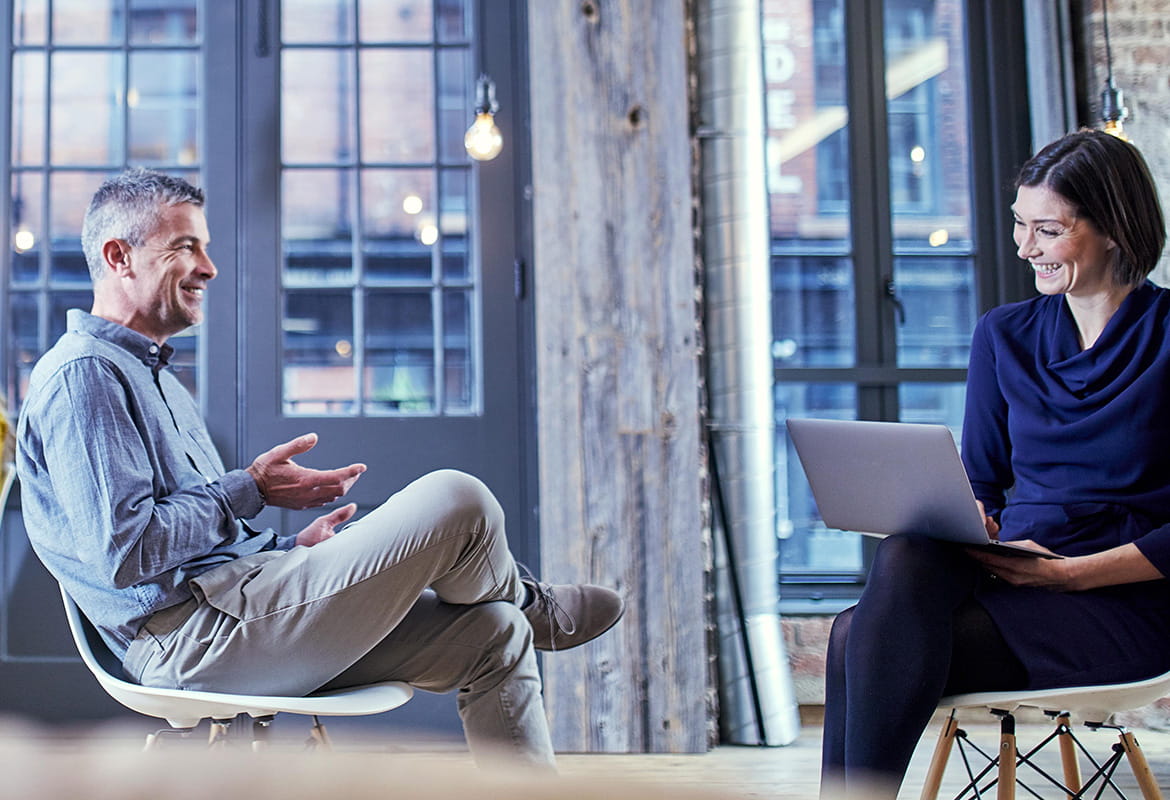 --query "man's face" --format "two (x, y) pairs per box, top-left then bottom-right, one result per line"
(121, 202), (216, 342)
